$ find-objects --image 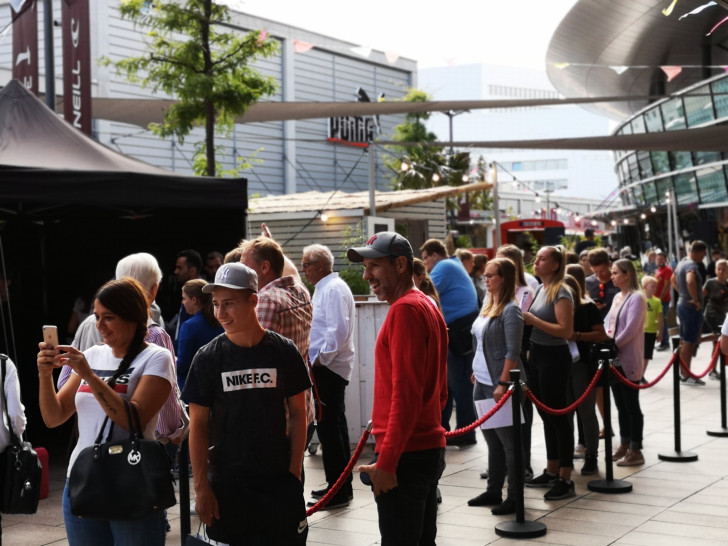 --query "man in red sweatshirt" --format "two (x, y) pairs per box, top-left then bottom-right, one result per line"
(348, 232), (448, 545)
